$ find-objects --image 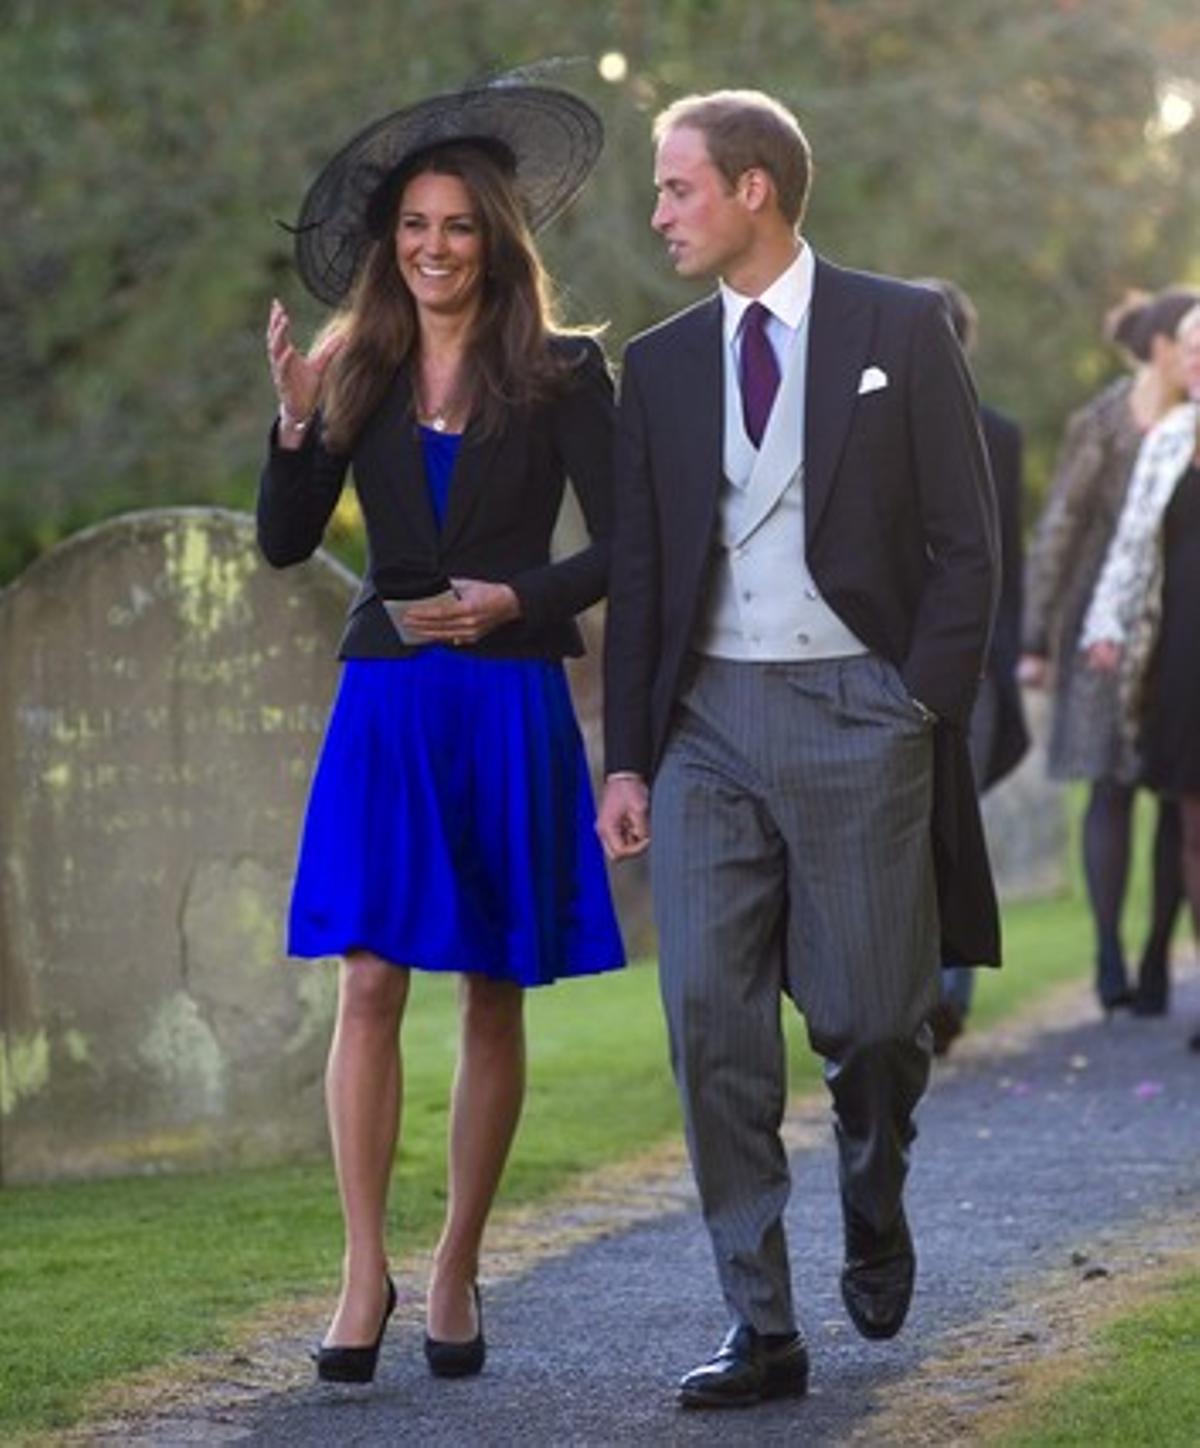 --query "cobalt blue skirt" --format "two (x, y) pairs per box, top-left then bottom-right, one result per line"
(288, 654), (625, 987)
